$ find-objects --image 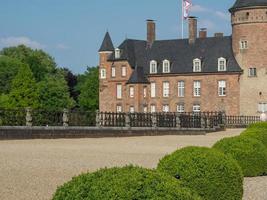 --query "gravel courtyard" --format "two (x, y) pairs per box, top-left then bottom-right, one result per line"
(0, 129), (266, 200)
